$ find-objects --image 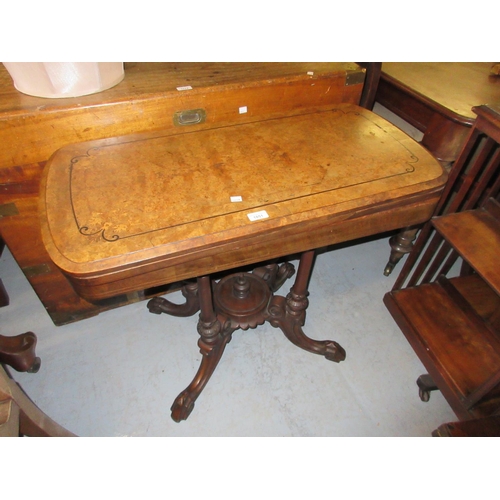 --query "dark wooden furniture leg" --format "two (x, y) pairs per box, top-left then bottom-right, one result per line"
(0, 331), (73, 436)
(267, 250), (346, 362)
(356, 62), (382, 110)
(384, 227), (419, 276)
(0, 332), (41, 373)
(147, 280), (200, 317)
(170, 275), (236, 422)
